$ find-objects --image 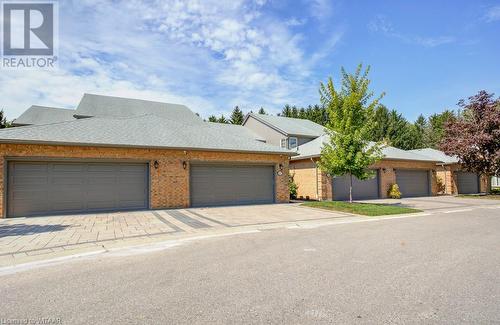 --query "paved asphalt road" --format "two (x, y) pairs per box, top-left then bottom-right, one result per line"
(1, 208), (499, 324)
